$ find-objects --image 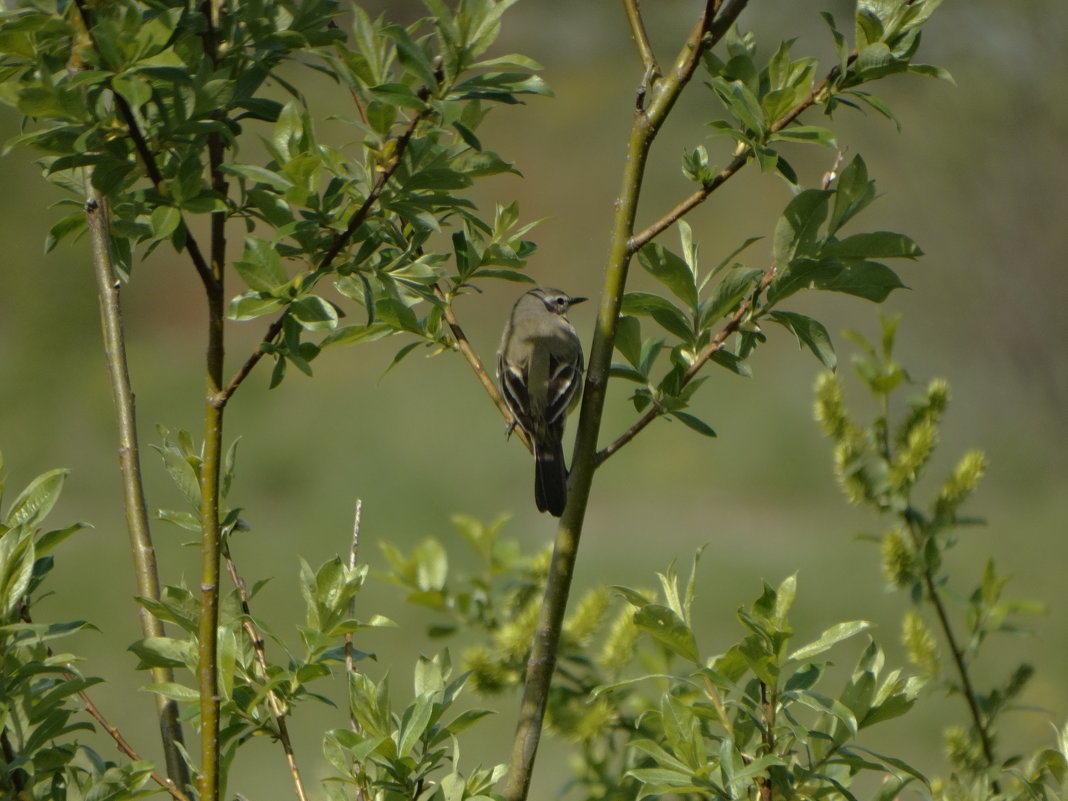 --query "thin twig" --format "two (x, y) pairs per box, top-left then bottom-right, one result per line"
(345, 500), (370, 801)
(433, 283), (533, 453)
(623, 0), (660, 78)
(71, 0), (217, 293)
(77, 685), (194, 801)
(16, 603), (193, 801)
(216, 102), (431, 407)
(84, 186), (194, 796)
(596, 268), (773, 464)
(758, 681), (774, 801)
(345, 499), (363, 729)
(906, 515), (1002, 791)
(628, 71), (834, 254)
(221, 542), (310, 801)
